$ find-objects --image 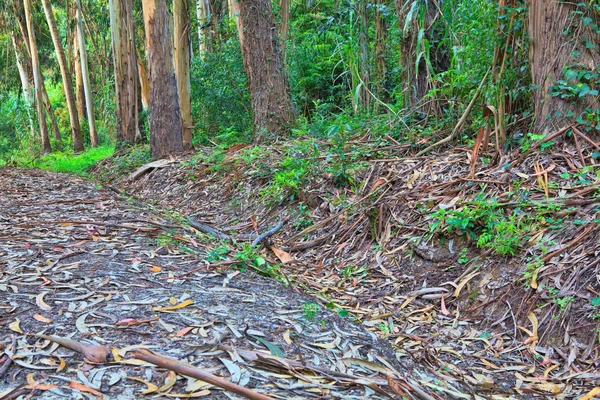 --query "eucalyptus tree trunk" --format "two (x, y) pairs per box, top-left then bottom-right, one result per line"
(42, 0), (84, 153)
(529, 0), (600, 134)
(235, 0), (296, 139)
(374, 0), (388, 104)
(23, 0), (51, 153)
(11, 33), (35, 137)
(109, 0), (139, 145)
(142, 0), (184, 158)
(196, 0), (211, 53)
(173, 0), (193, 149)
(137, 50), (151, 110)
(395, 0), (436, 108)
(42, 87), (62, 144)
(279, 0), (289, 58)
(76, 0), (98, 147)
